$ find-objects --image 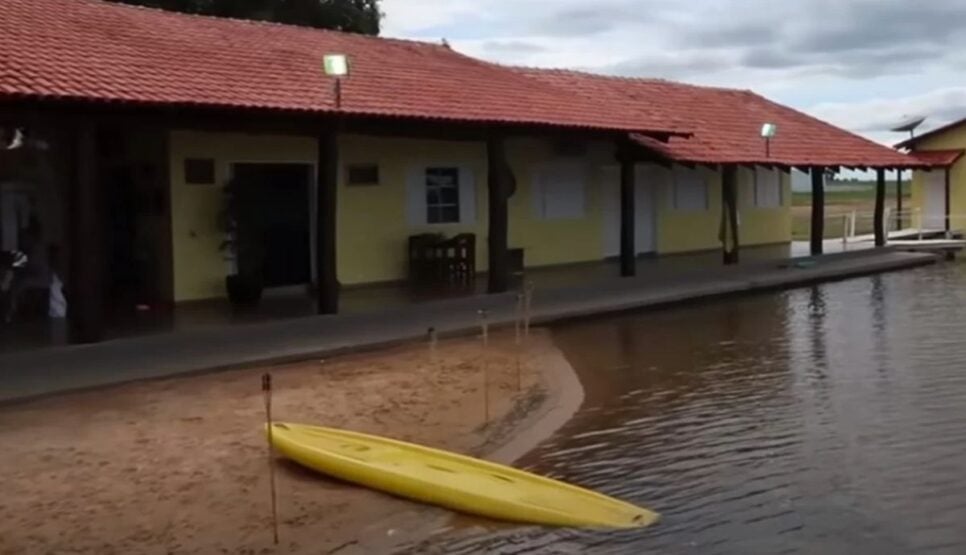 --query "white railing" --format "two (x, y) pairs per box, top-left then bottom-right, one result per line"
(795, 208), (964, 244)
